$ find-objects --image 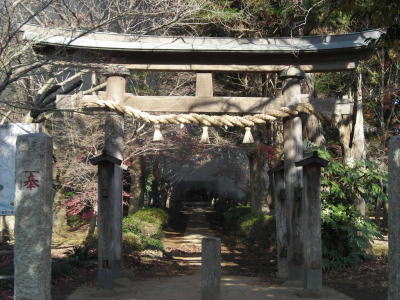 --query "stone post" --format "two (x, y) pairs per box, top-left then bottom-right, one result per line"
(279, 66), (305, 282)
(295, 152), (328, 296)
(269, 160), (288, 278)
(96, 67), (128, 289)
(389, 136), (400, 300)
(201, 237), (221, 300)
(14, 133), (53, 300)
